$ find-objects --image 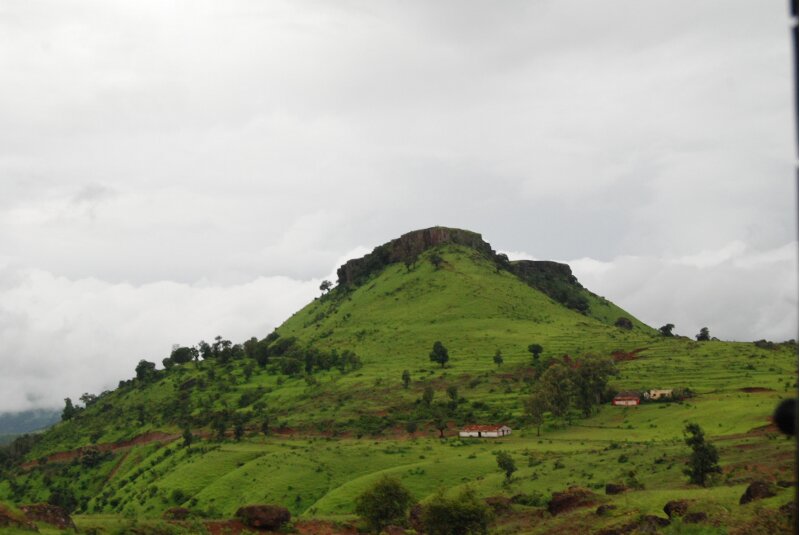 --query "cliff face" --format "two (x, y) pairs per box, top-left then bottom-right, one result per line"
(510, 260), (589, 313)
(336, 227), (496, 287)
